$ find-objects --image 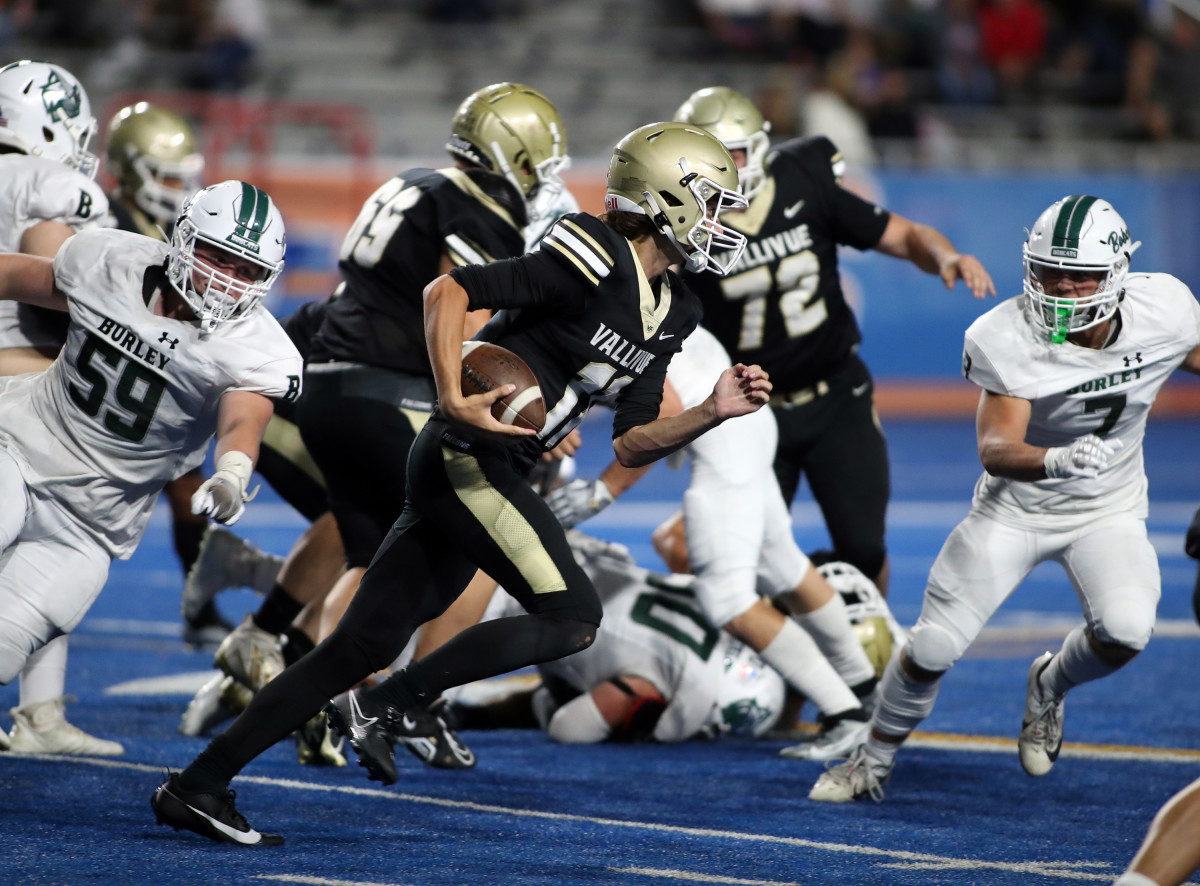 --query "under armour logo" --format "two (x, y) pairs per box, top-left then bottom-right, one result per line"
(158, 332), (179, 350)
(1123, 353), (1142, 367)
